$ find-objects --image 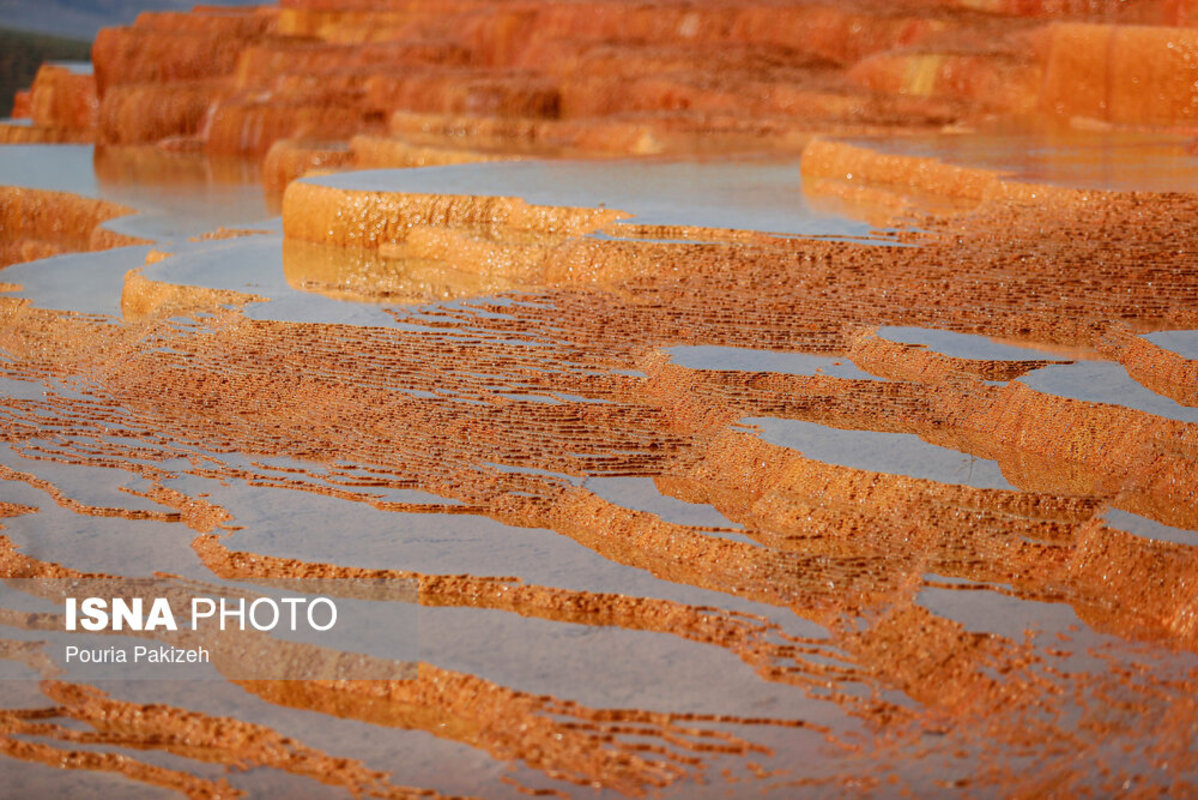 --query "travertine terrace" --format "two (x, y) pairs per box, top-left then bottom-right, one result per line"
(3, 0), (1198, 797)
